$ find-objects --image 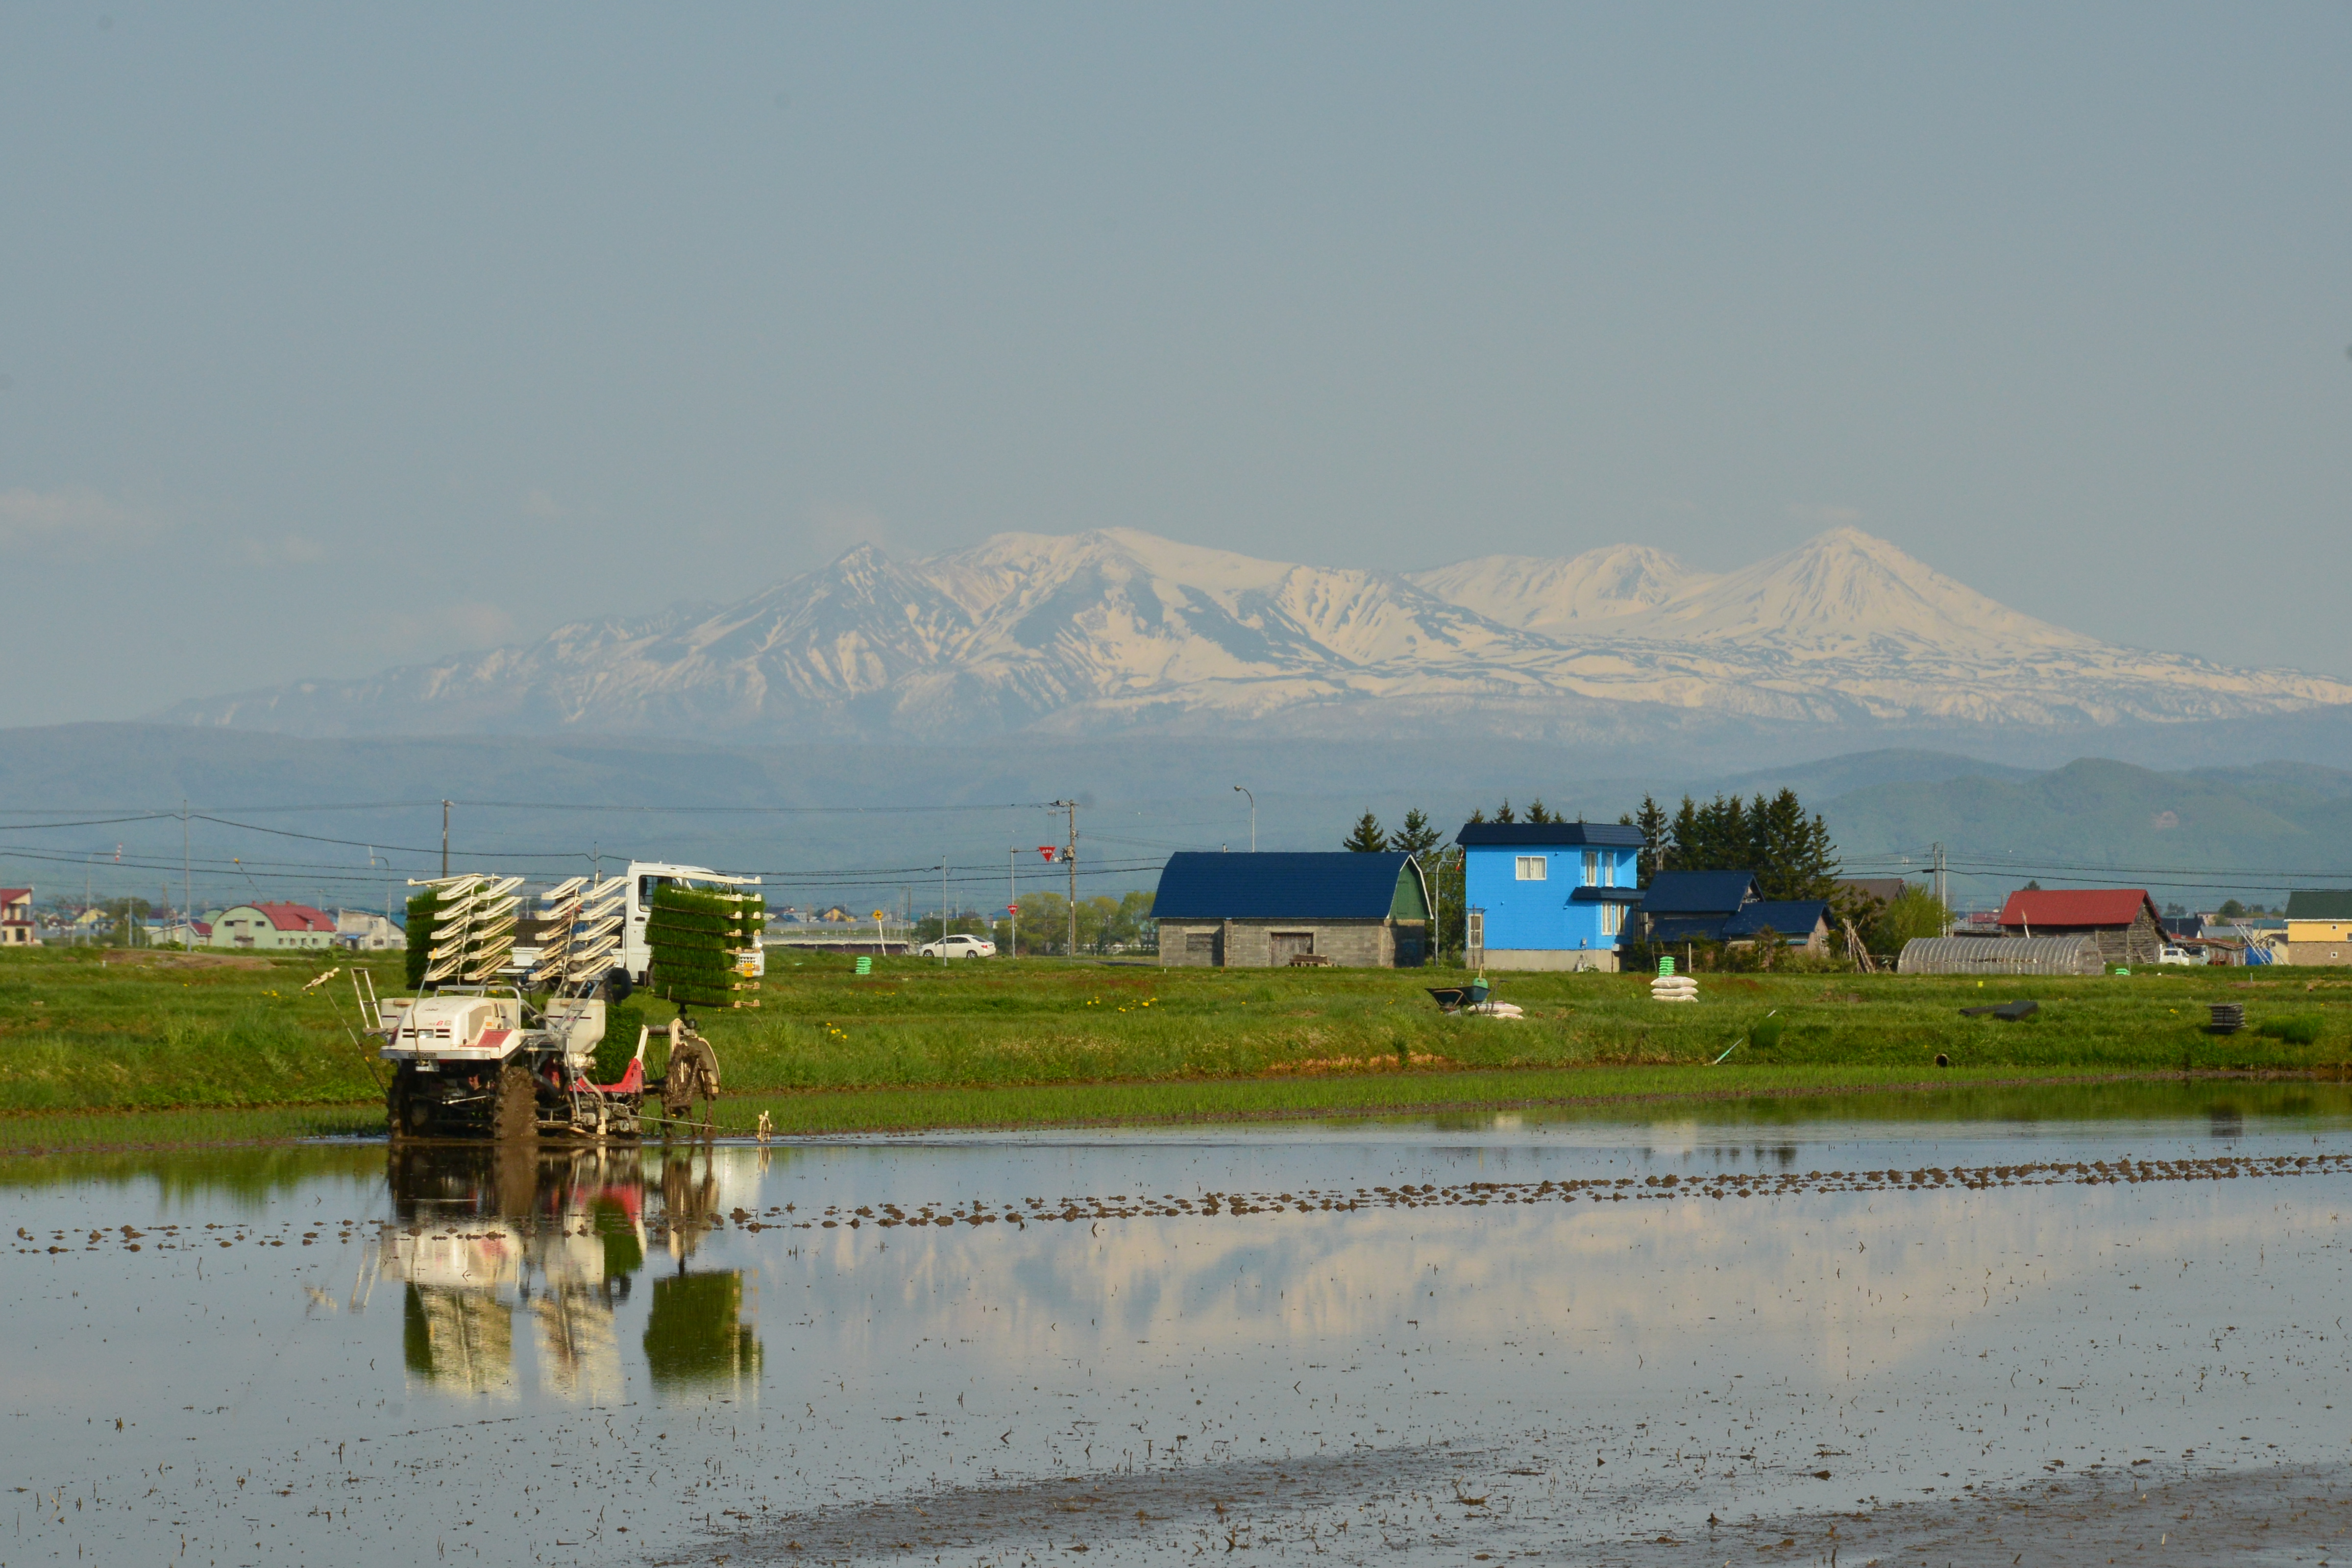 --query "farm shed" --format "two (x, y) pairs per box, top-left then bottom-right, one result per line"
(1721, 900), (1833, 952)
(1897, 935), (2101, 976)
(1154, 851), (1429, 969)
(1997, 888), (2163, 967)
(2284, 889), (2352, 966)
(208, 901), (338, 952)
